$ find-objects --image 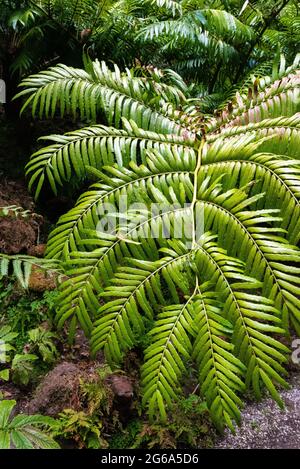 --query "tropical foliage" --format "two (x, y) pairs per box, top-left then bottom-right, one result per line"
(11, 353), (38, 386)
(1, 0), (297, 85)
(28, 326), (58, 363)
(0, 0), (113, 77)
(13, 49), (300, 433)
